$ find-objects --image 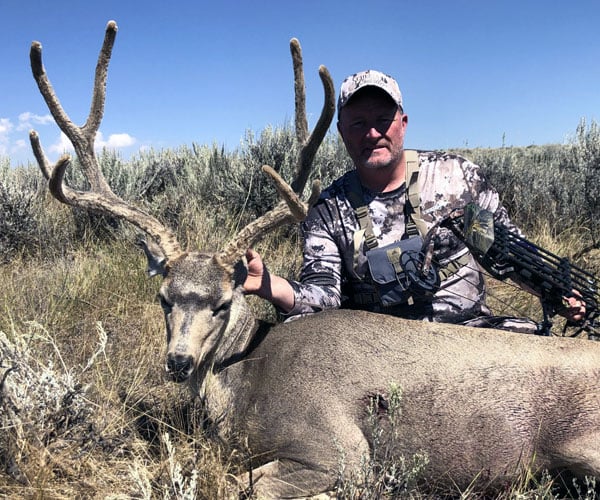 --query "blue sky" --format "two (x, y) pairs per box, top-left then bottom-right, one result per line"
(1, 1), (599, 167)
